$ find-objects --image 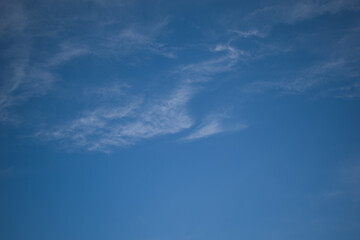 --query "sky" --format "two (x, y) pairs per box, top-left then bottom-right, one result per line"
(0, 0), (360, 239)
